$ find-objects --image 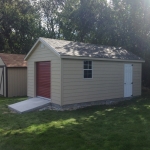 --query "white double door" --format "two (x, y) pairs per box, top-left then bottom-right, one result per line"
(124, 64), (133, 97)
